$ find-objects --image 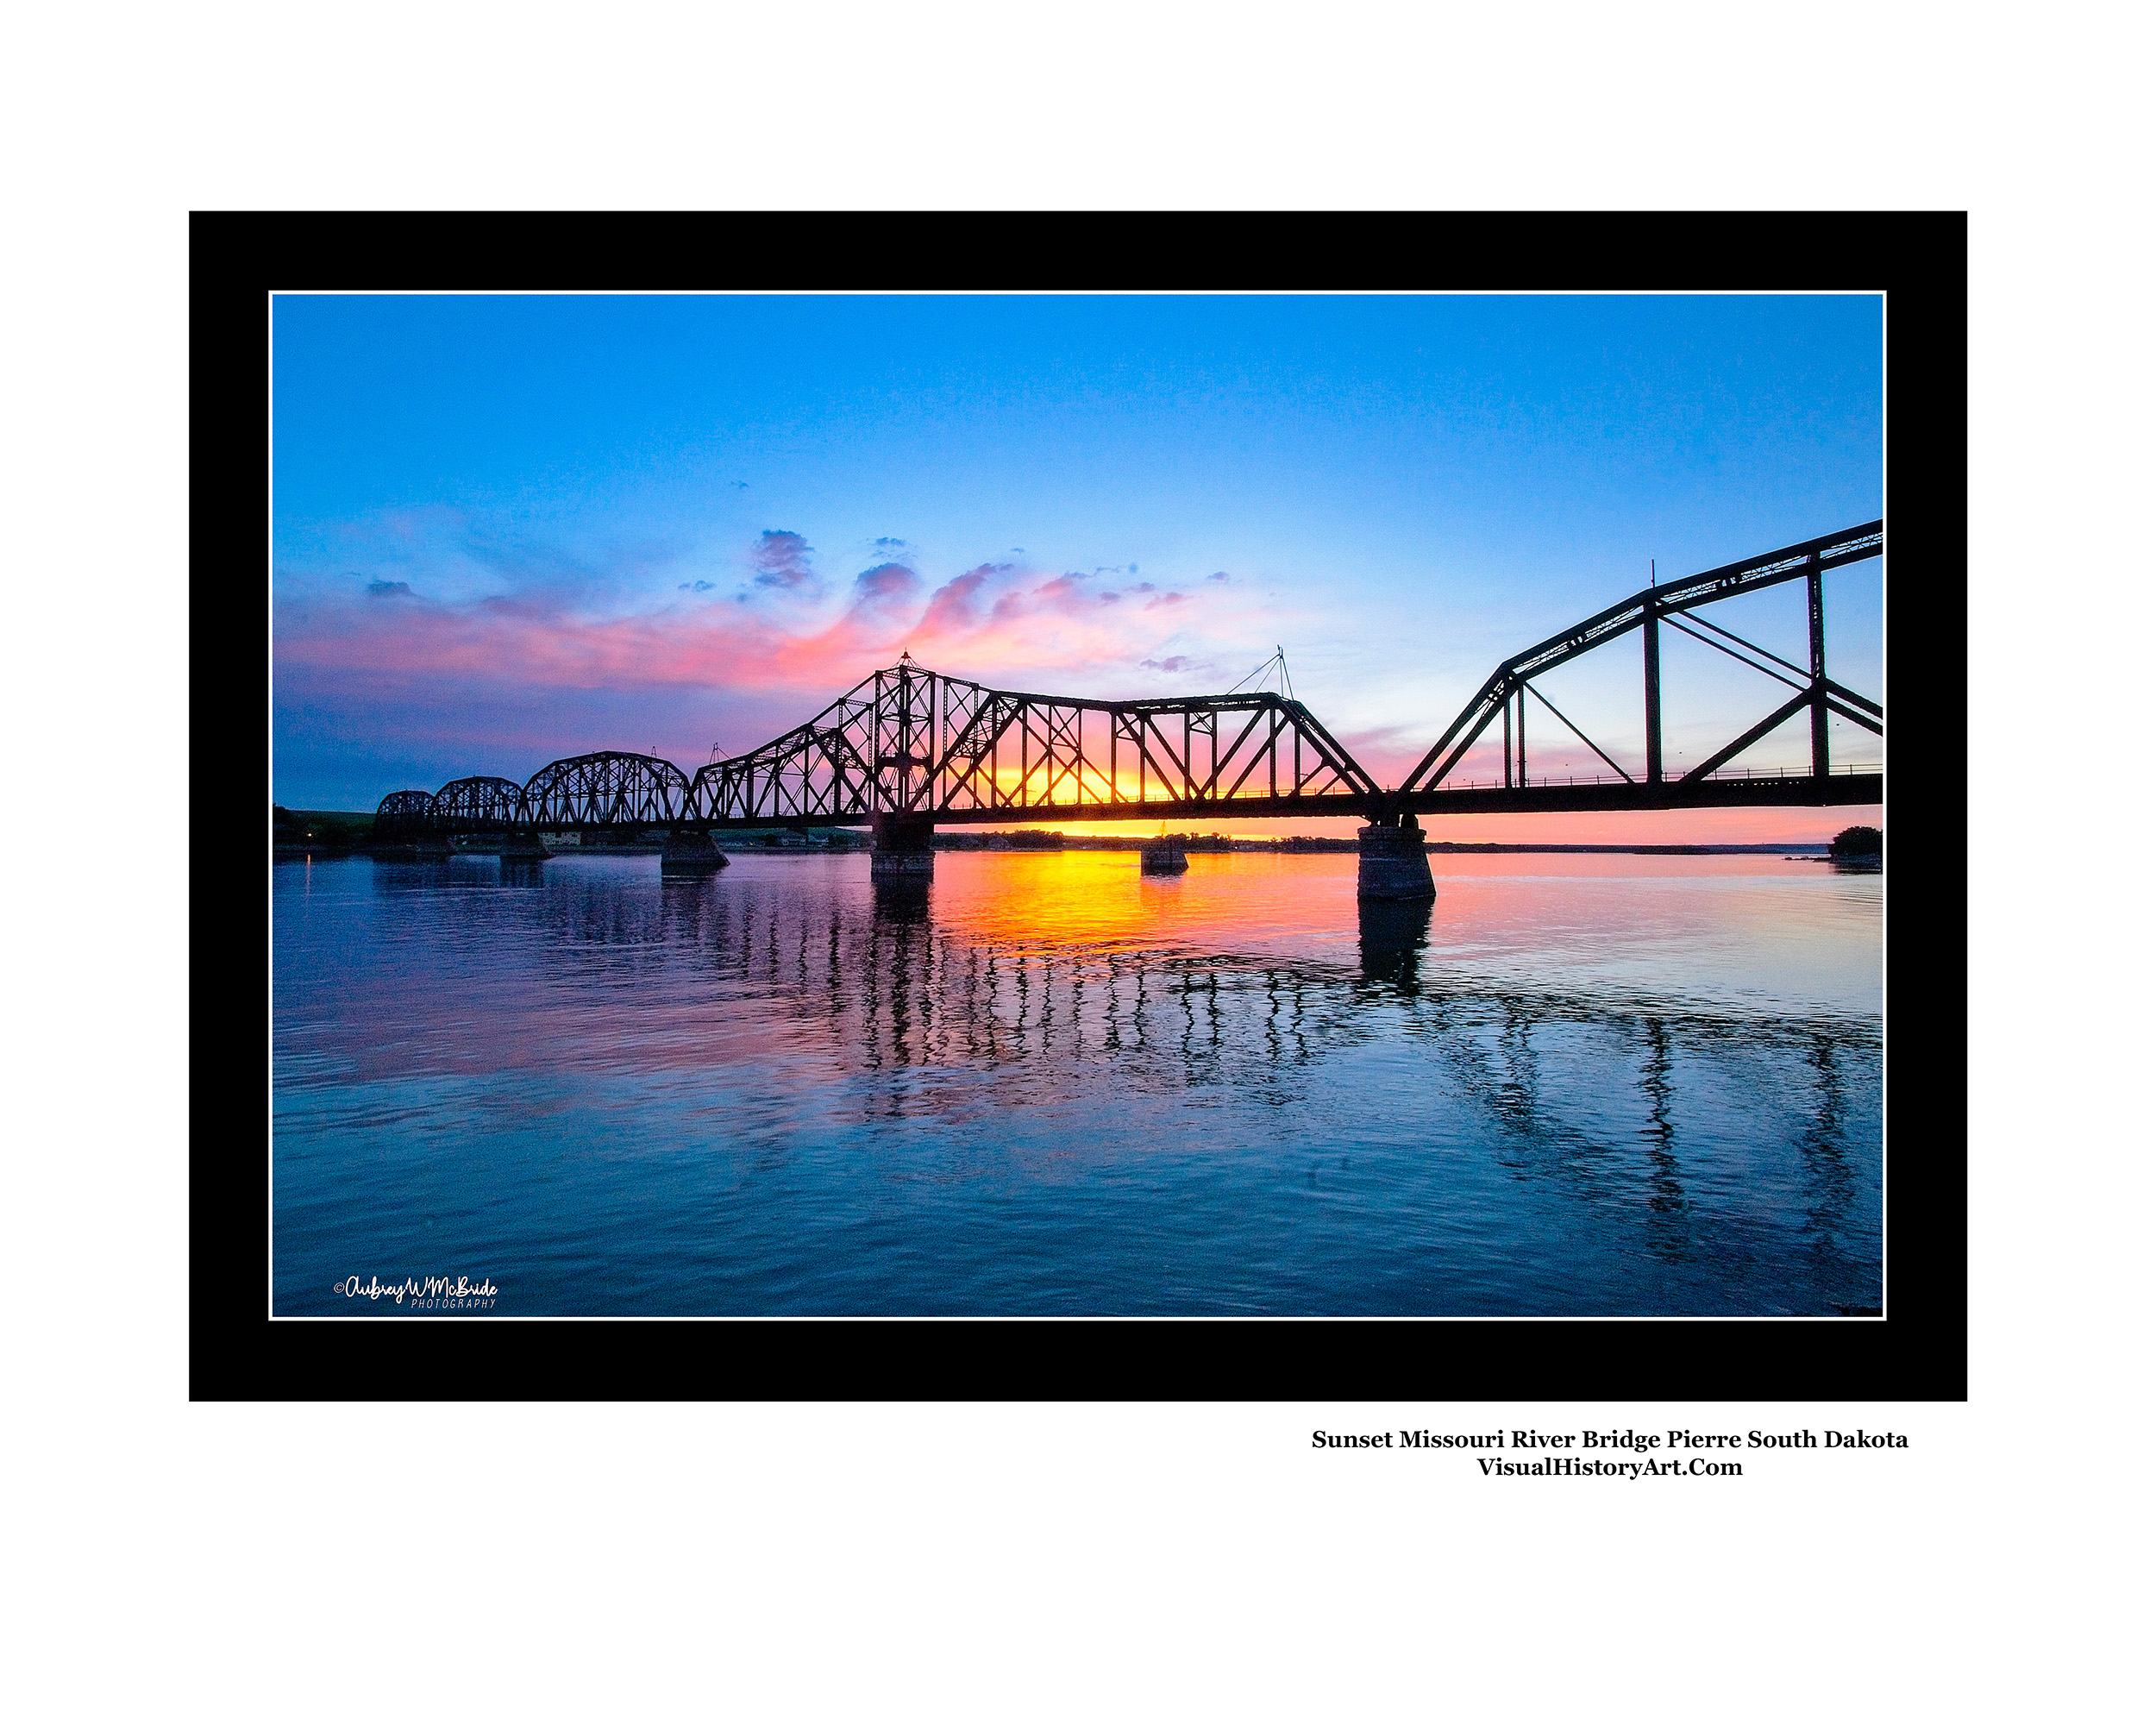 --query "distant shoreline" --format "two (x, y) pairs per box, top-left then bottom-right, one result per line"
(1420, 842), (1824, 856)
(274, 808), (1842, 861)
